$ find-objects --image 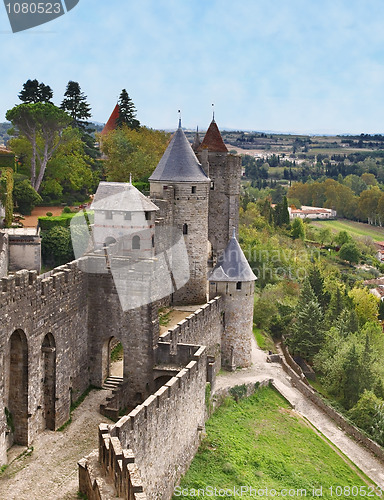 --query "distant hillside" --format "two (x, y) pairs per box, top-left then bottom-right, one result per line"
(0, 123), (11, 145)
